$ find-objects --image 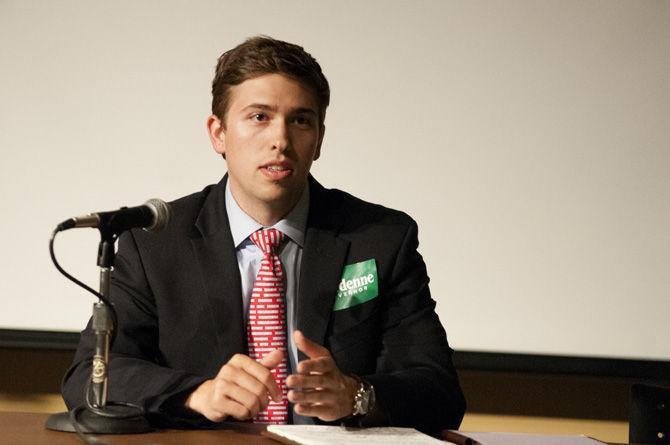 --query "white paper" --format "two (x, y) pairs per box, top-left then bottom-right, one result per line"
(266, 425), (450, 445)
